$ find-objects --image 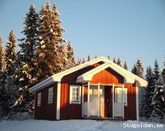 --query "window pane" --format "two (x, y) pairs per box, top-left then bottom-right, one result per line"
(37, 93), (41, 106)
(70, 85), (80, 104)
(48, 87), (53, 104)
